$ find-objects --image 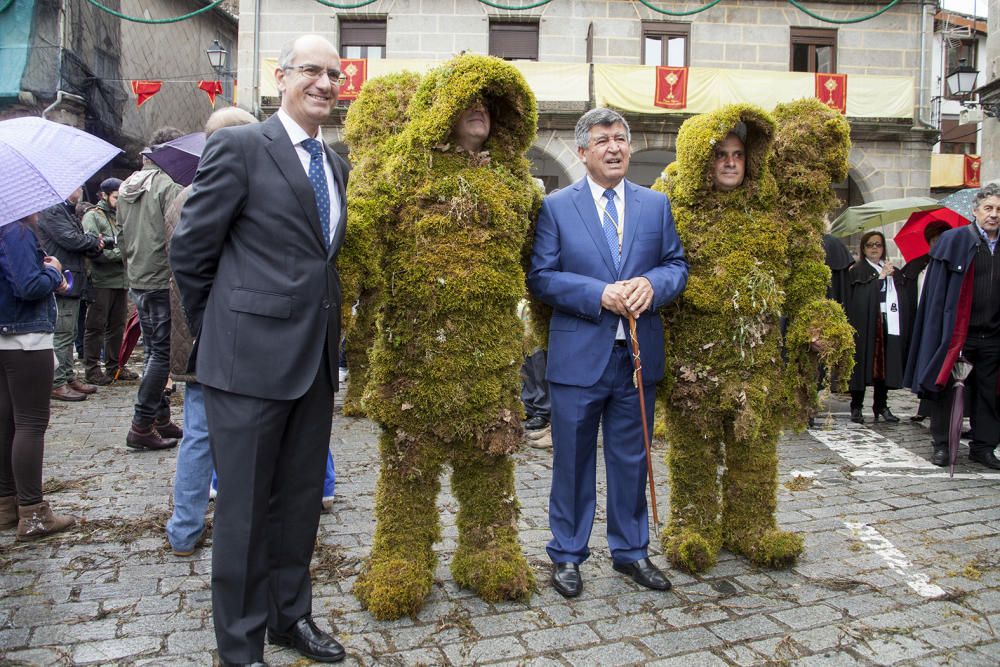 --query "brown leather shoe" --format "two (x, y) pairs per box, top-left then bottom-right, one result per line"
(0, 495), (18, 529)
(126, 422), (179, 451)
(16, 500), (75, 541)
(68, 379), (98, 395)
(85, 372), (113, 386)
(154, 418), (183, 440)
(51, 385), (87, 402)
